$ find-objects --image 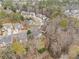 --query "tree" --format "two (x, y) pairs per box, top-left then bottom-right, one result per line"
(41, 12), (74, 59)
(2, 0), (17, 12)
(2, 0), (13, 9)
(38, 0), (64, 17)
